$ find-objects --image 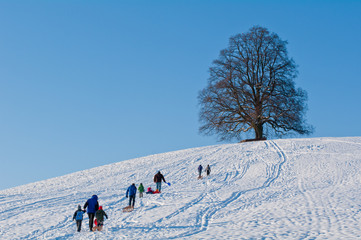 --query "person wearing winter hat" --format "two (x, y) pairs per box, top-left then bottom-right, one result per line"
(72, 205), (86, 232)
(138, 183), (145, 198)
(146, 187), (154, 194)
(93, 206), (108, 231)
(83, 195), (99, 231)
